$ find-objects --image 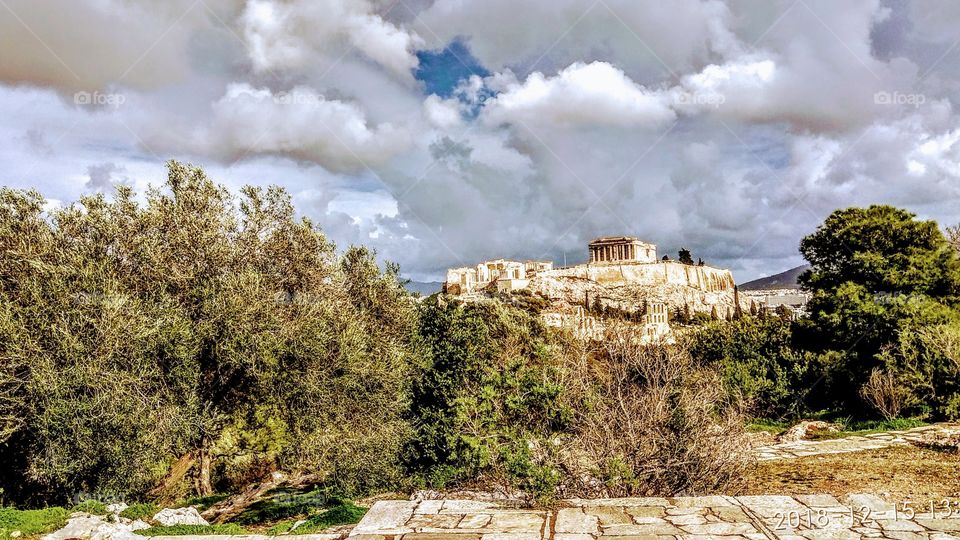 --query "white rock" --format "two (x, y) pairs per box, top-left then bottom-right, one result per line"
(151, 507), (209, 527)
(10, 531), (22, 538)
(43, 514), (146, 540)
(130, 520), (150, 531)
(106, 503), (128, 515)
